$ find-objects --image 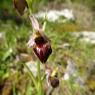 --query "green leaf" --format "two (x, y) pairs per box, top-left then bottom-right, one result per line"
(26, 83), (33, 95)
(2, 48), (13, 61)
